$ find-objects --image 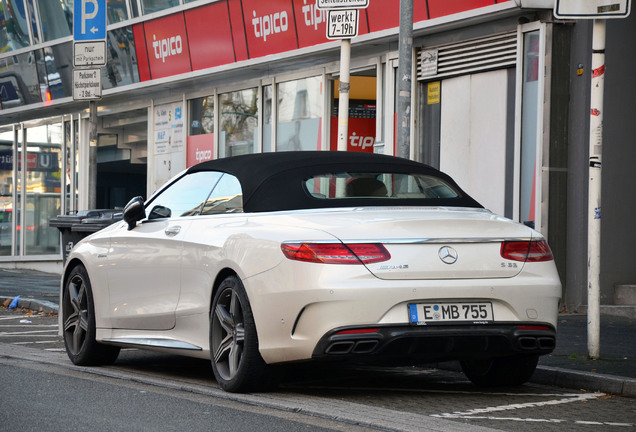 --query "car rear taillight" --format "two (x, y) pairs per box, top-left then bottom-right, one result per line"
(501, 240), (554, 262)
(281, 242), (390, 264)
